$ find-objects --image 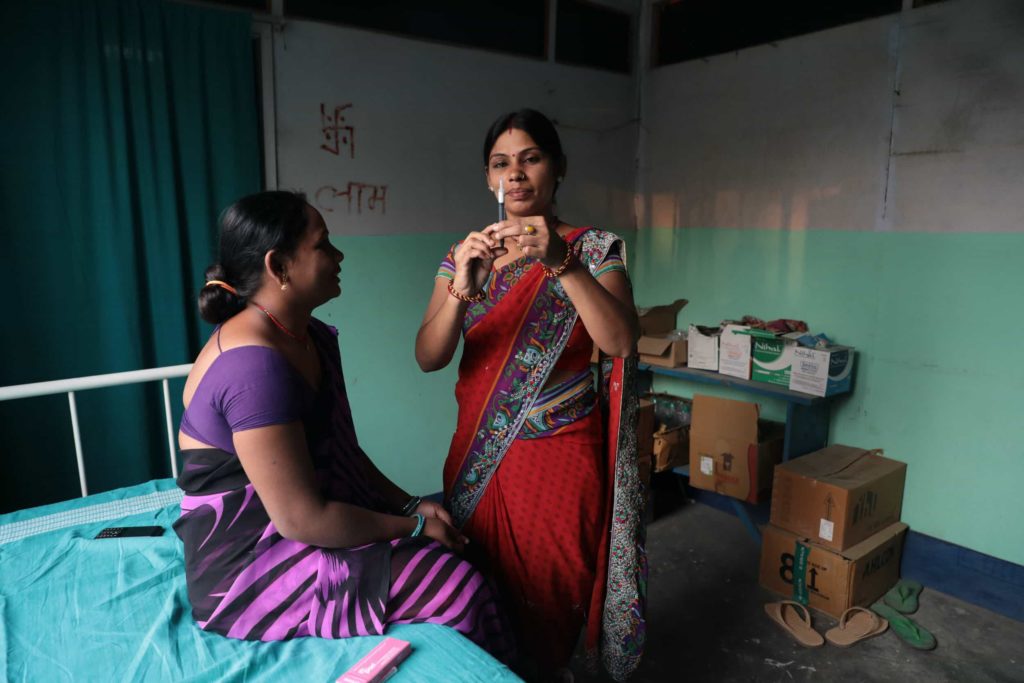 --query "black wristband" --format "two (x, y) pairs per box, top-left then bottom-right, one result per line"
(400, 495), (422, 517)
